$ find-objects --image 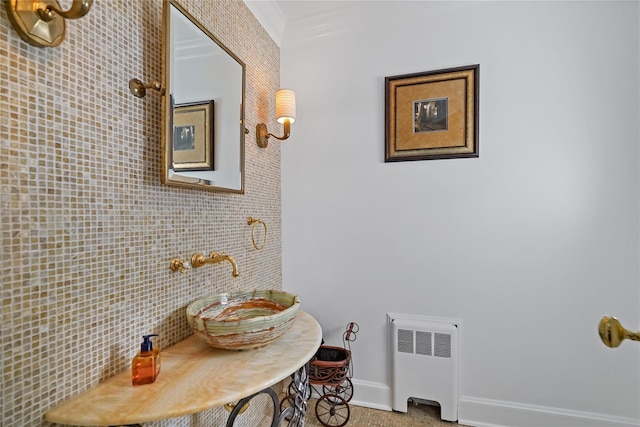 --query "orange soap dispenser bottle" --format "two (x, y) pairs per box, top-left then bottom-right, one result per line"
(132, 334), (160, 386)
